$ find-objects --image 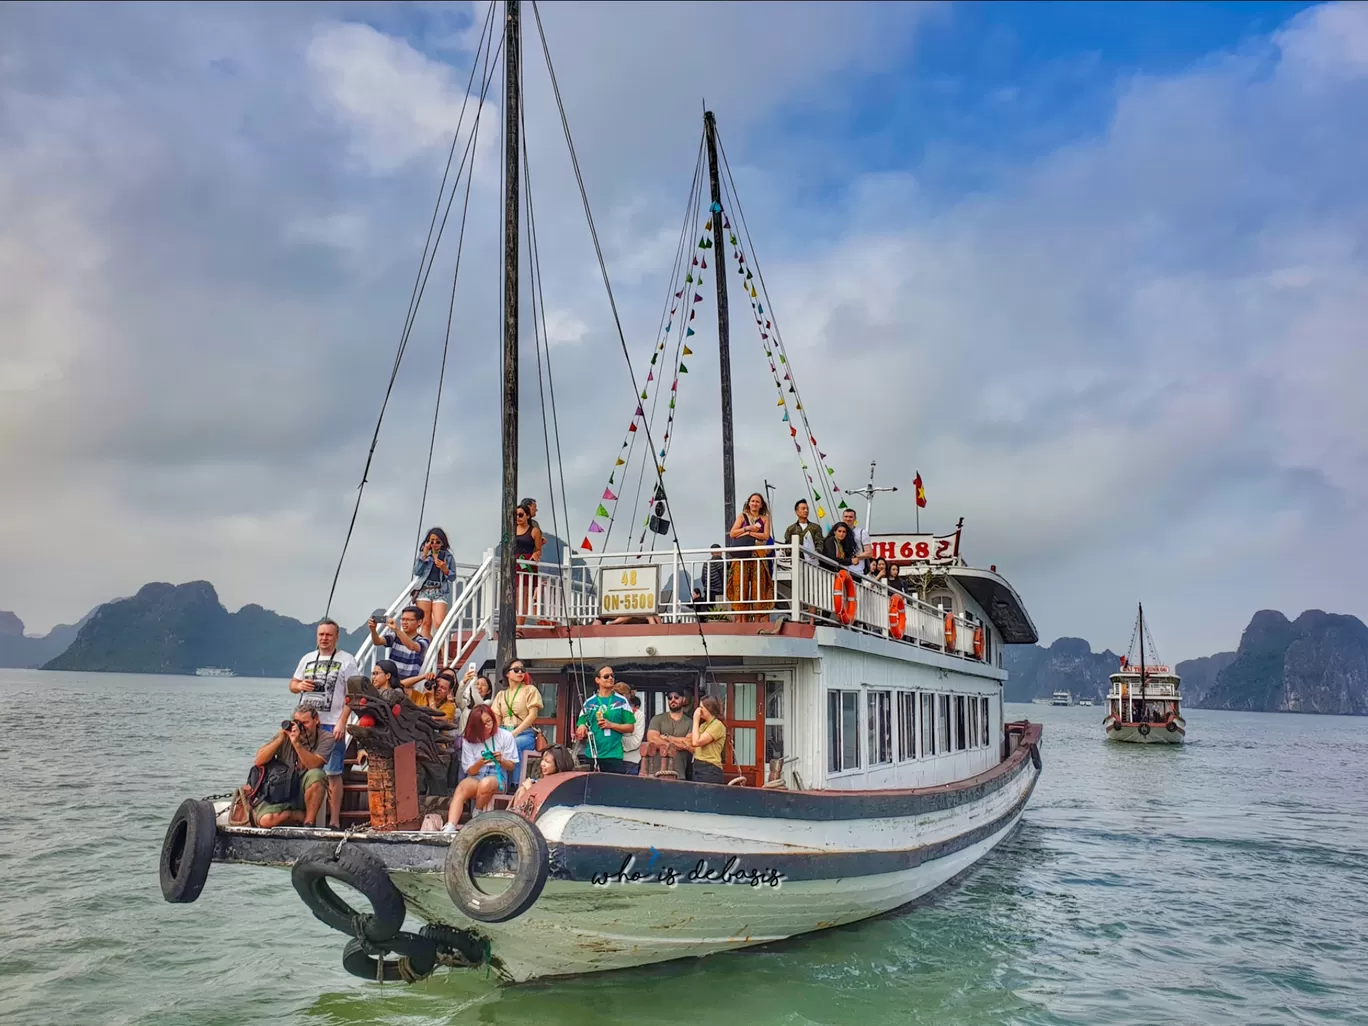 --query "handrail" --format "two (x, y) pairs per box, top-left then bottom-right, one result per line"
(419, 553), (497, 675)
